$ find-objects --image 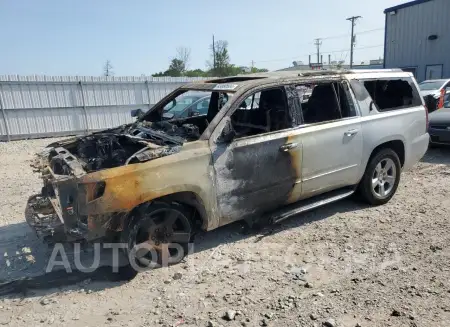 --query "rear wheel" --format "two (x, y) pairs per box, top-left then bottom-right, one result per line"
(121, 201), (192, 273)
(359, 148), (401, 205)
